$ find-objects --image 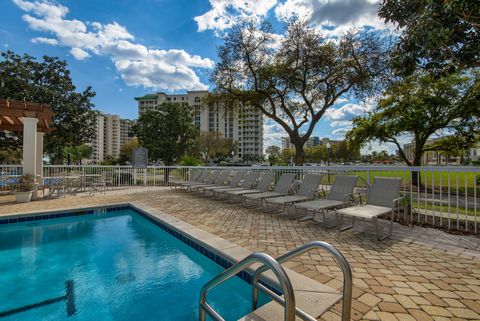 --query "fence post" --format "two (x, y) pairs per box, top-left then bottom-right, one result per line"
(144, 168), (147, 187)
